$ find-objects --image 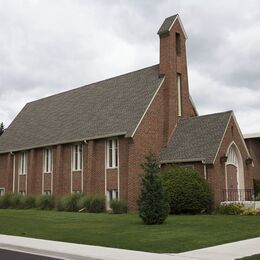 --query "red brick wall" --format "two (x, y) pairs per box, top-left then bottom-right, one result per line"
(159, 18), (193, 144)
(127, 77), (166, 211)
(207, 116), (253, 206)
(0, 154), (11, 193)
(245, 138), (260, 180)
